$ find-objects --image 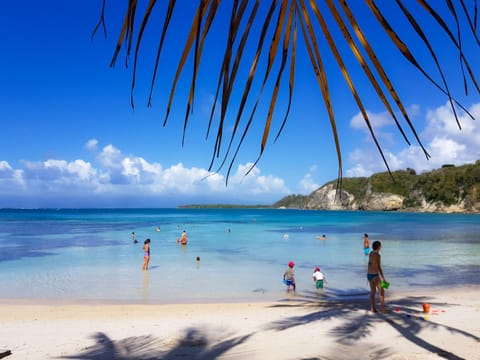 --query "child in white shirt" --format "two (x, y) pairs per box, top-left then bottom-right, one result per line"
(312, 267), (326, 289)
